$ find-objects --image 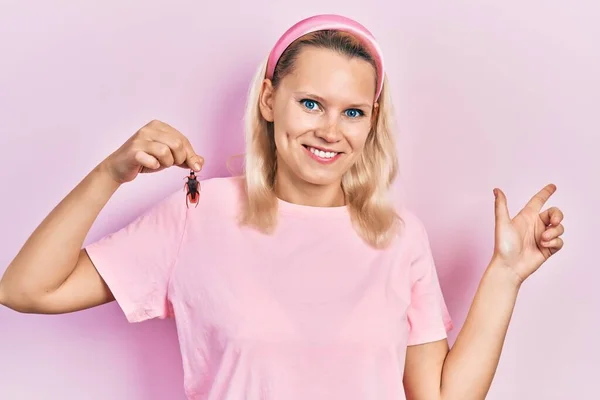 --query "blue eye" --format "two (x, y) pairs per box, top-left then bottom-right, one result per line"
(345, 109), (364, 118)
(301, 99), (319, 110)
